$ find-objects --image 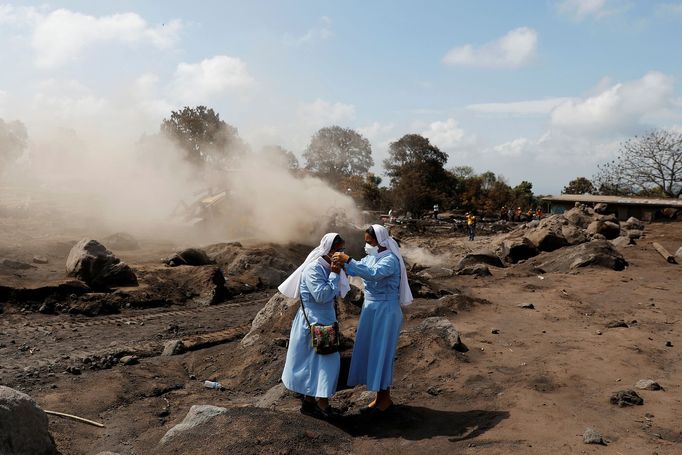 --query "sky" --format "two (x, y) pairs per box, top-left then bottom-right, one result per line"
(2, 0), (682, 194)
